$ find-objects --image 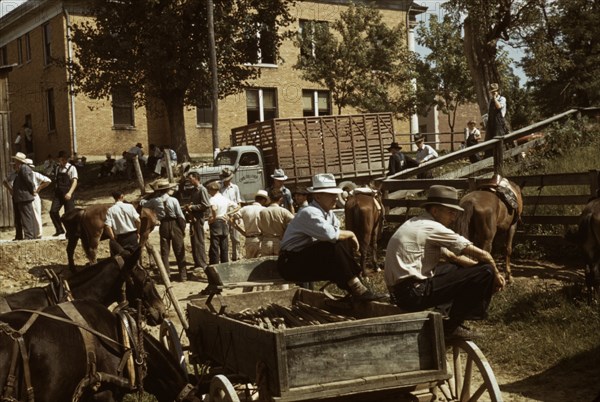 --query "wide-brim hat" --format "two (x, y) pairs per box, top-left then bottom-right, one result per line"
(255, 189), (268, 199)
(150, 179), (178, 191)
(271, 168), (288, 181)
(220, 168), (234, 181)
(11, 152), (28, 164)
(420, 185), (464, 211)
(293, 186), (309, 195)
(387, 141), (402, 151)
(489, 83), (499, 92)
(307, 173), (343, 194)
(24, 158), (35, 168)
